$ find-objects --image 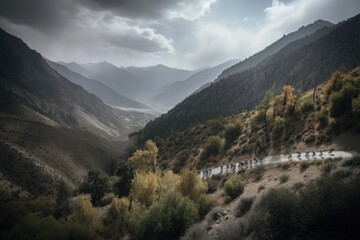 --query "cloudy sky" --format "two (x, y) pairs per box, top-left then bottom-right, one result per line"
(0, 0), (359, 69)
